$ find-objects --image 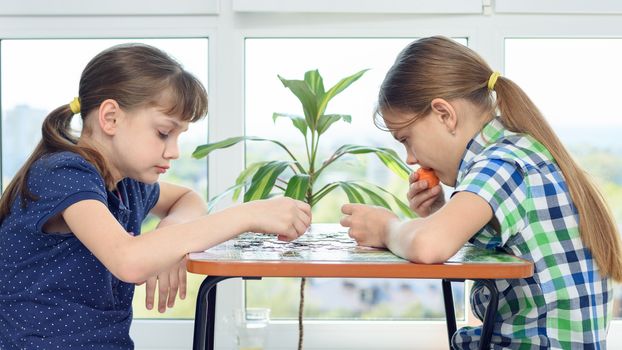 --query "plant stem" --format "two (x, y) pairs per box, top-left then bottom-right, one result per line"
(298, 277), (306, 350)
(314, 151), (345, 179)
